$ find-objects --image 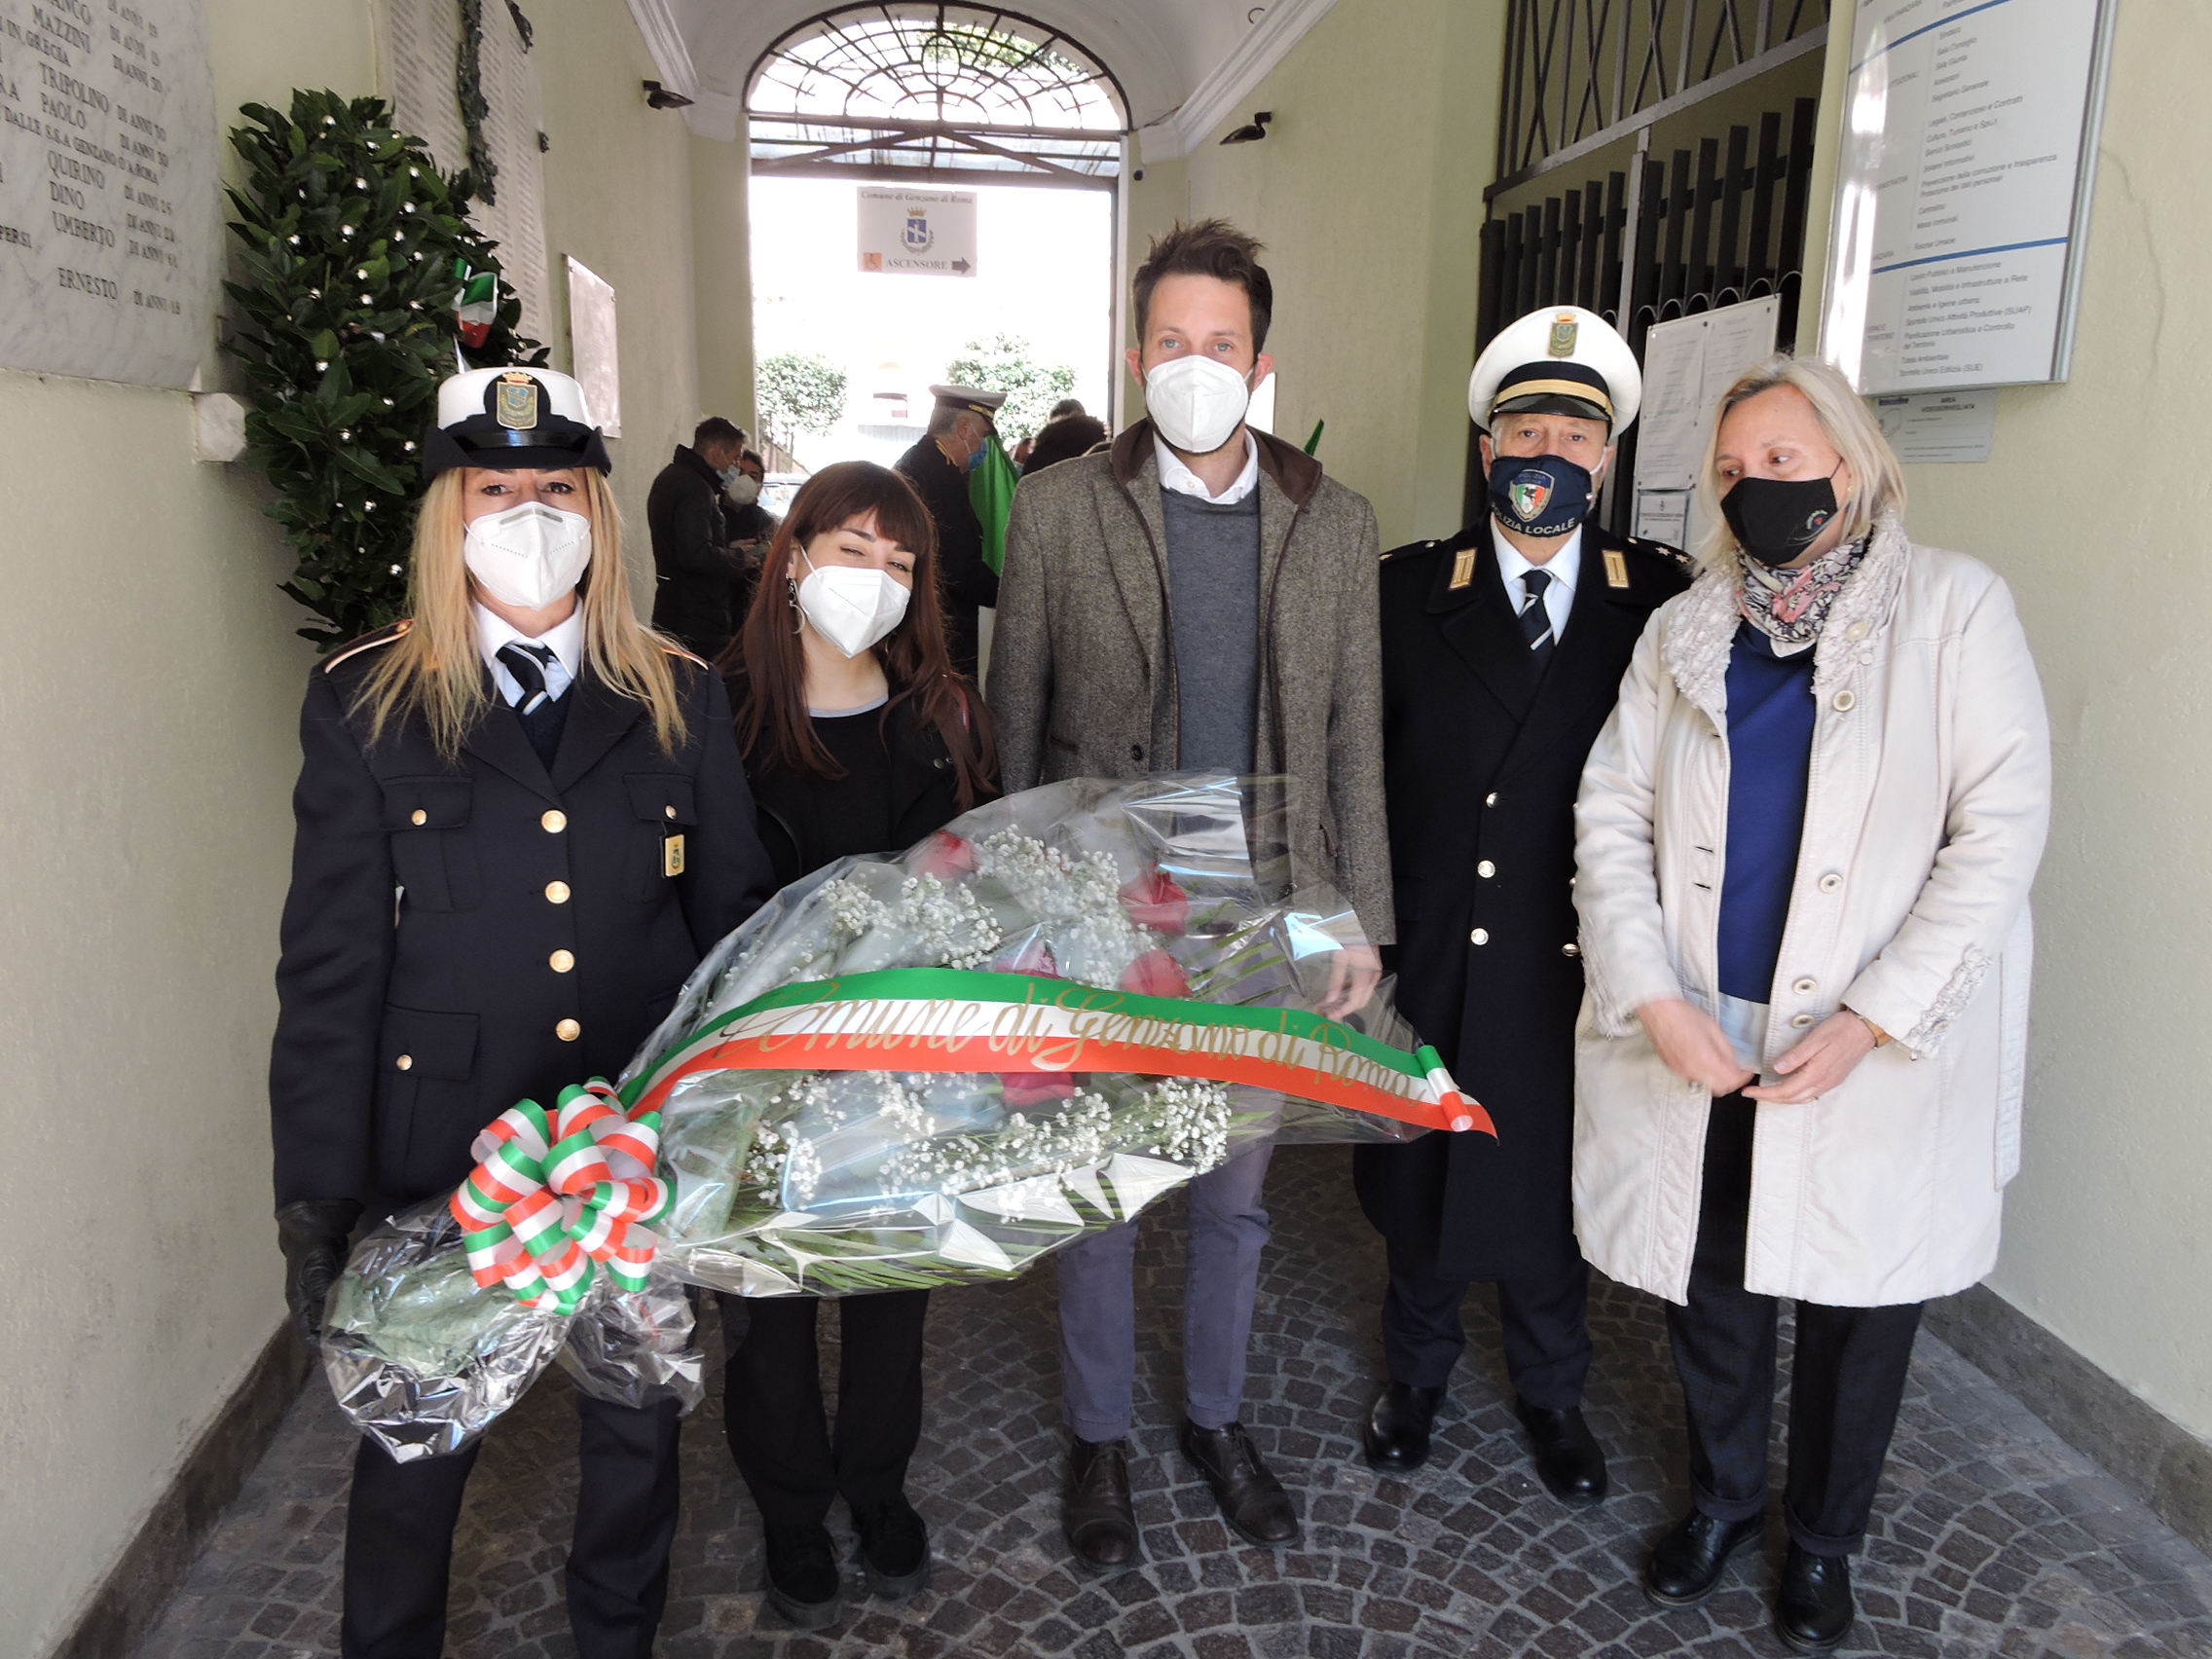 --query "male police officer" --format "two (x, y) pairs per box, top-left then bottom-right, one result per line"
(1353, 306), (1688, 1503)
(896, 385), (1005, 679)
